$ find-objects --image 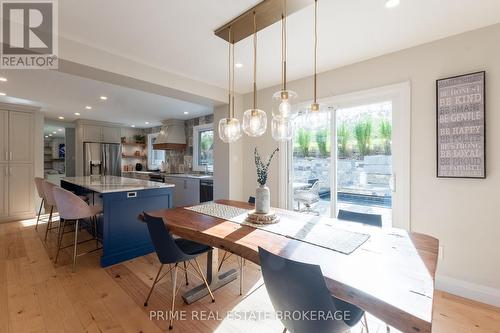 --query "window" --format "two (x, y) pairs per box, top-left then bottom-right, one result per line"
(193, 123), (214, 171)
(147, 133), (165, 170)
